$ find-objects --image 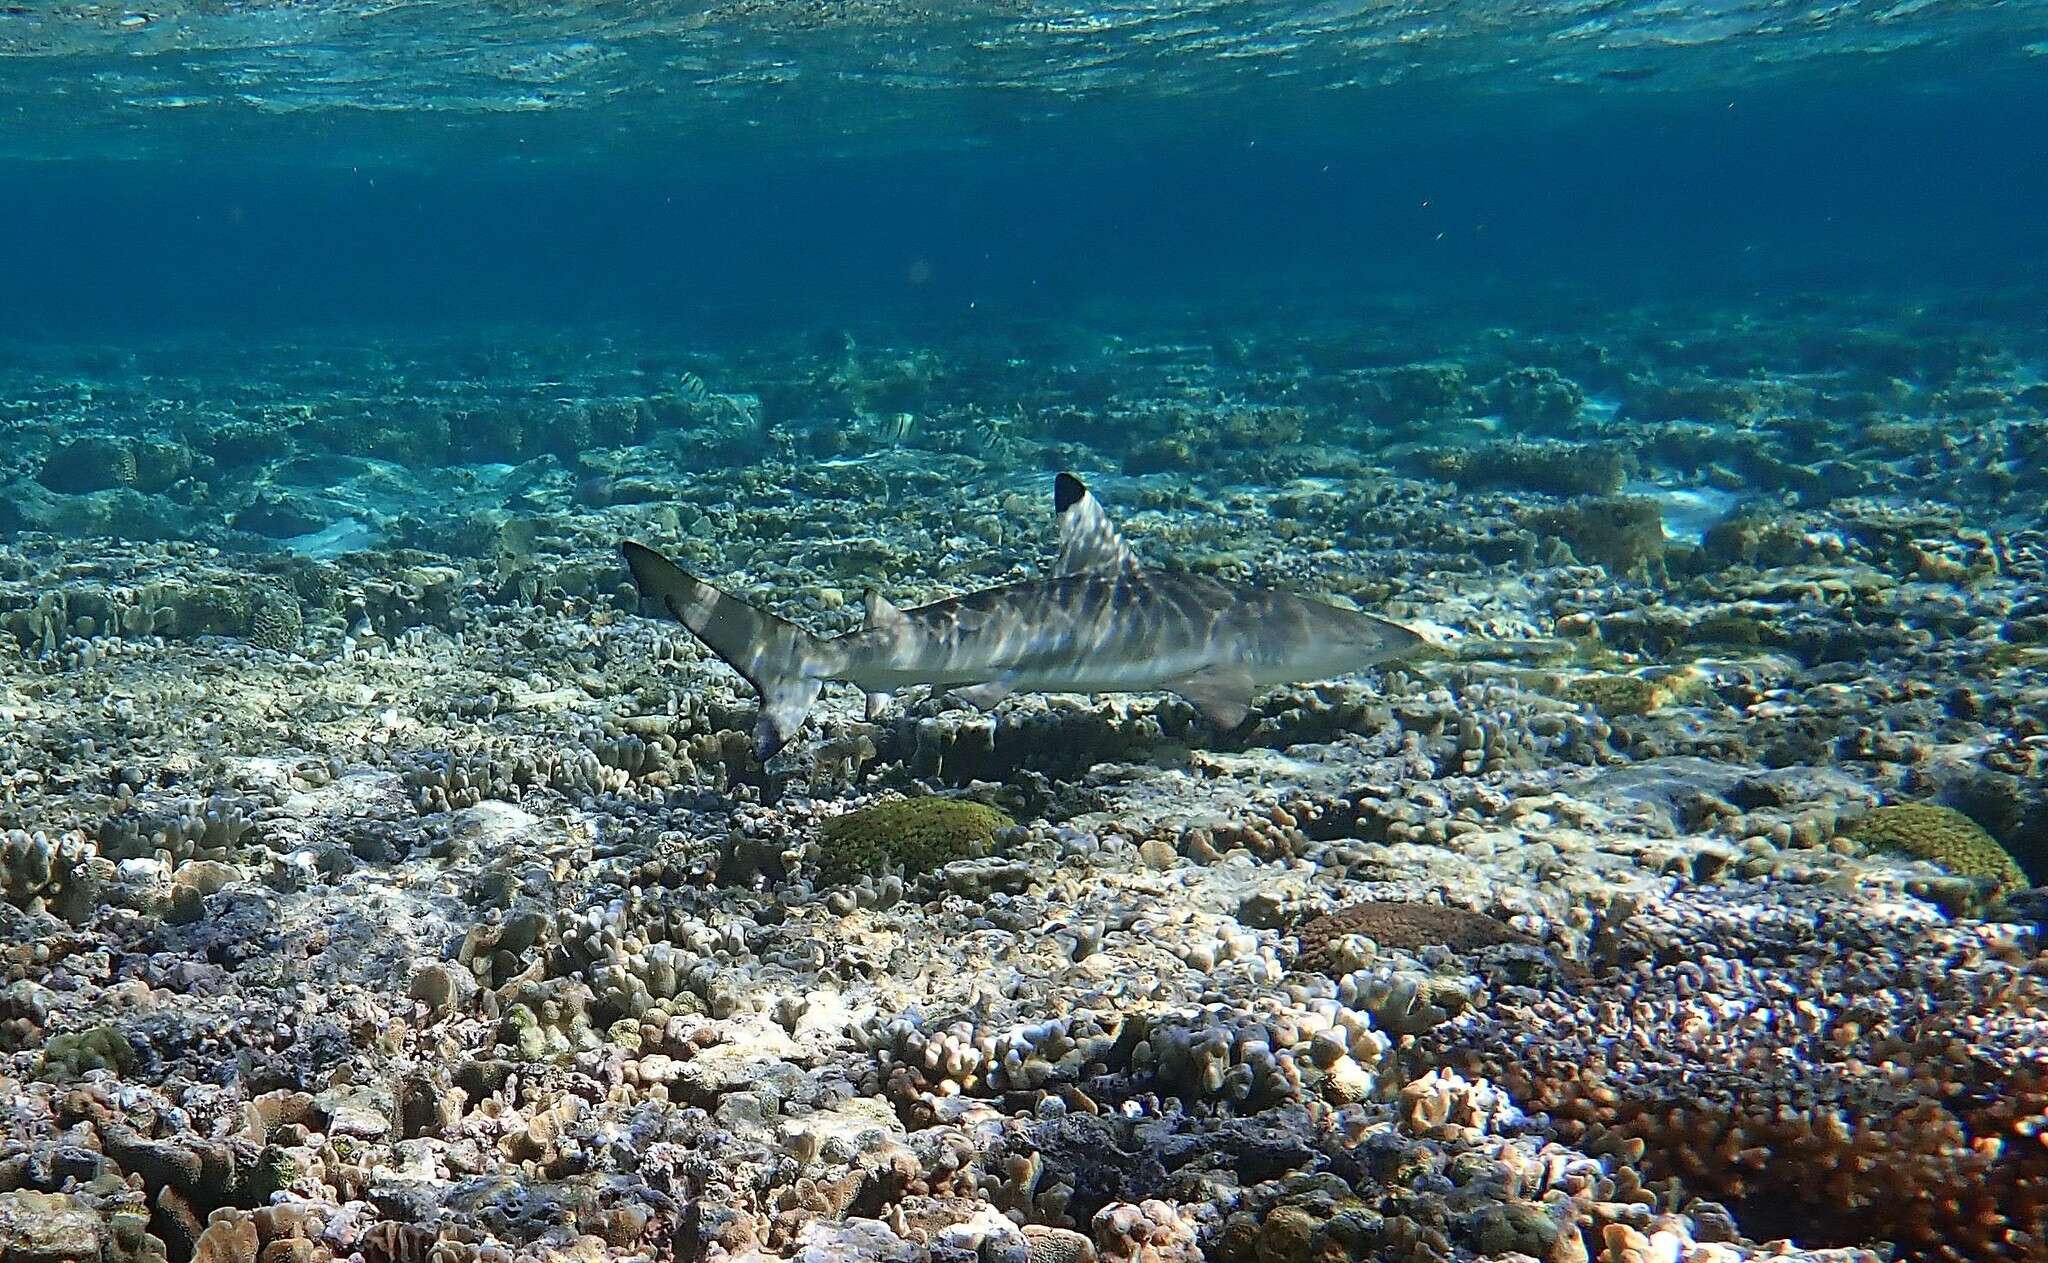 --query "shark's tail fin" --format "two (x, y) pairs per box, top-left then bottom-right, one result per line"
(621, 541), (826, 760)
